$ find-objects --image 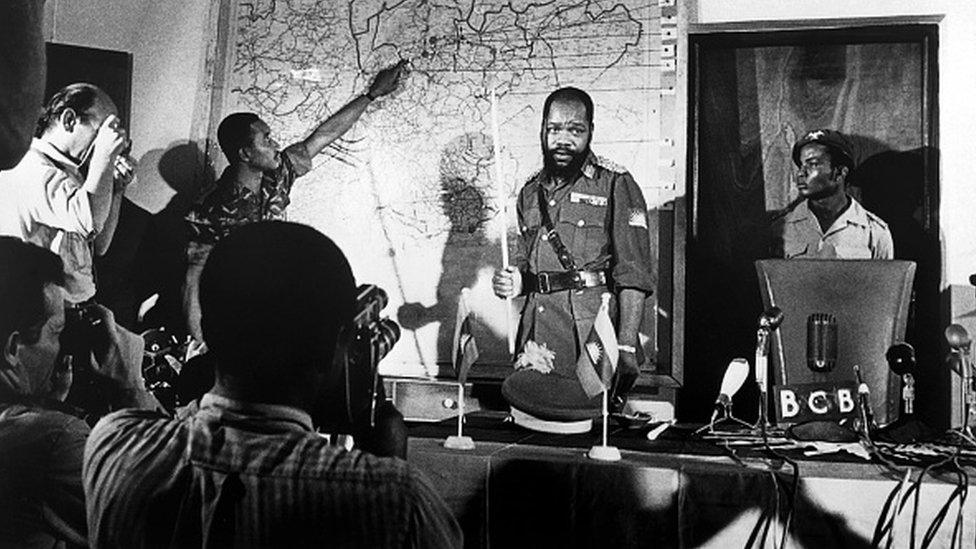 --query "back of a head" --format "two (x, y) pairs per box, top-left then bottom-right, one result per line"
(217, 112), (260, 163)
(199, 222), (356, 390)
(0, 237), (64, 352)
(35, 83), (105, 138)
